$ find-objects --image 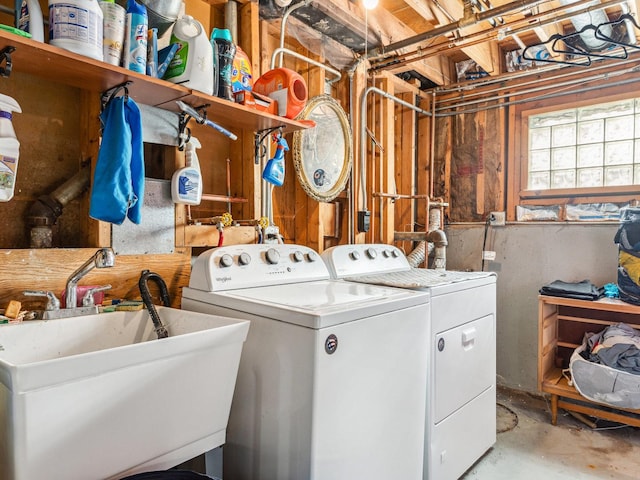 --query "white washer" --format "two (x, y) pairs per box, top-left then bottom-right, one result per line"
(182, 244), (431, 480)
(321, 244), (497, 480)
